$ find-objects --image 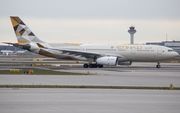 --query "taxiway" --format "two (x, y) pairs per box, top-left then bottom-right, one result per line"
(0, 88), (180, 113)
(0, 63), (180, 87)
